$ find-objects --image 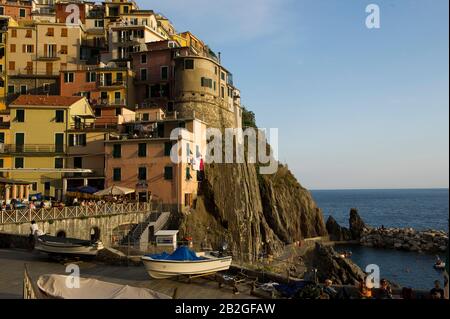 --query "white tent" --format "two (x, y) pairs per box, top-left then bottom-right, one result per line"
(94, 186), (135, 197)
